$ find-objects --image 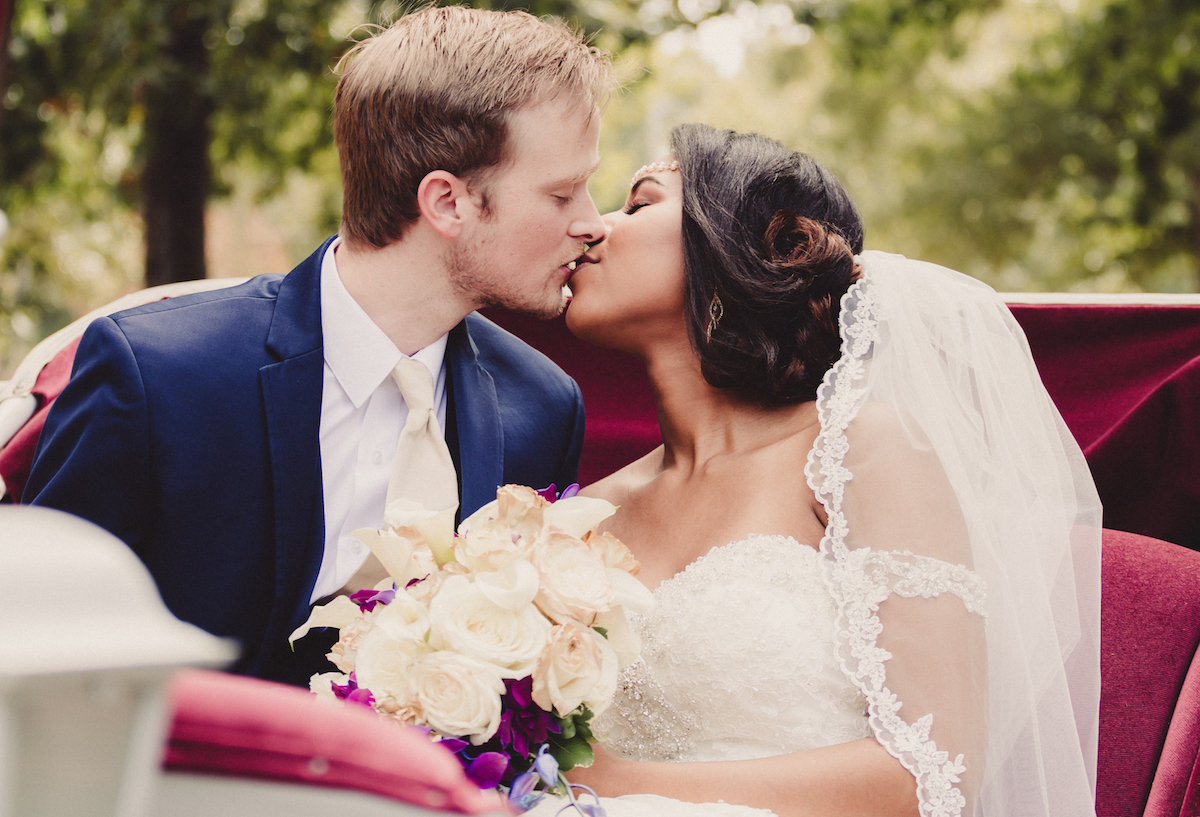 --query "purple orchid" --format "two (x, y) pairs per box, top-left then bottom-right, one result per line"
(439, 737), (469, 754)
(330, 672), (376, 709)
(534, 744), (559, 787)
(464, 752), (510, 789)
(506, 770), (546, 812)
(535, 483), (581, 503)
(497, 677), (561, 756)
(348, 585), (396, 613)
